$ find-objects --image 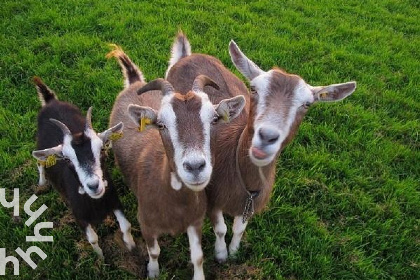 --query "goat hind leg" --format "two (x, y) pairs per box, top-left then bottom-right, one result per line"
(114, 209), (135, 251)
